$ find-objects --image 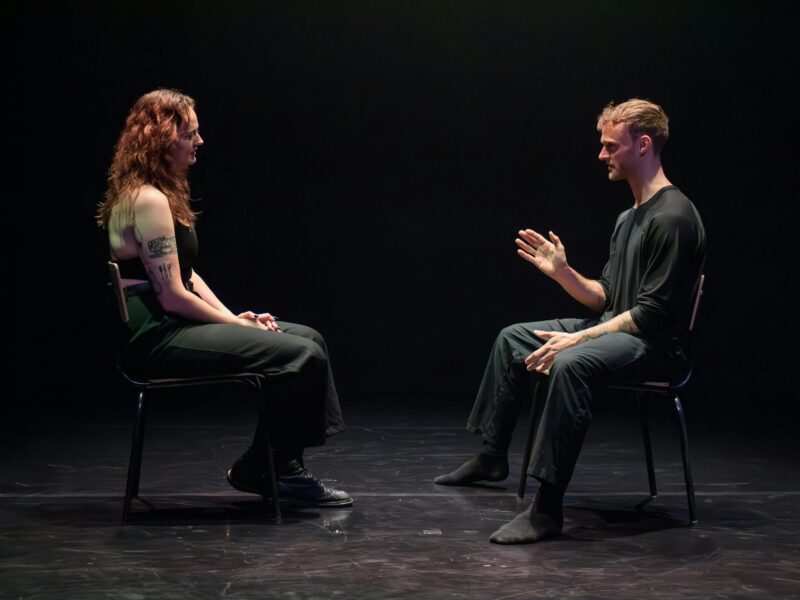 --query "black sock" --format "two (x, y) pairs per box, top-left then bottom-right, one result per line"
(434, 445), (509, 486)
(489, 480), (565, 545)
(479, 439), (508, 458)
(535, 479), (564, 517)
